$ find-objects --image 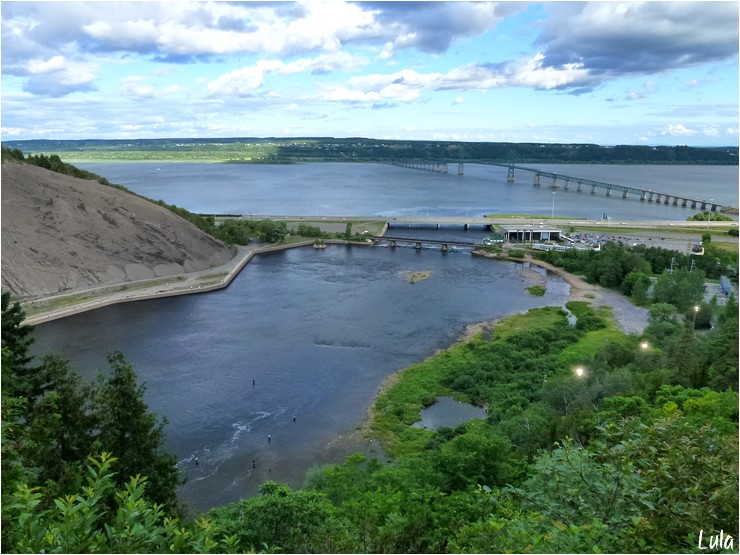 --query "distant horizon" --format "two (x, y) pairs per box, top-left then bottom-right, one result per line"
(2, 2), (737, 147)
(4, 136), (739, 150)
